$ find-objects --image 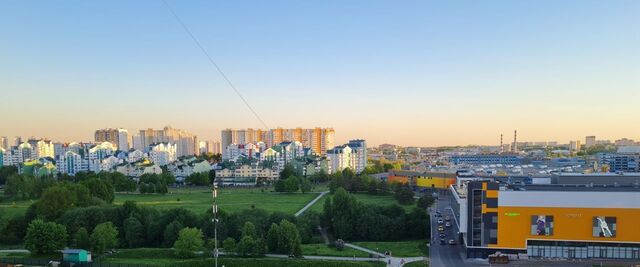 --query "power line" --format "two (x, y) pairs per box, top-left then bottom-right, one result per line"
(161, 0), (269, 129)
